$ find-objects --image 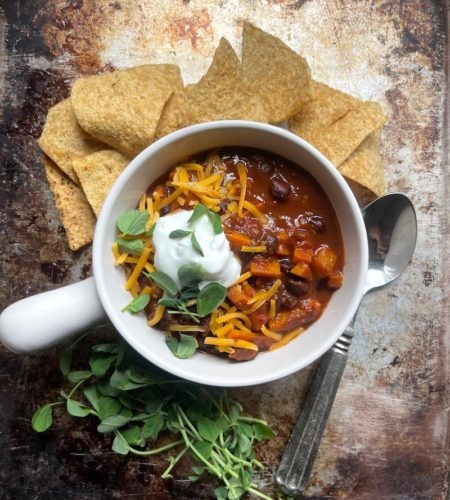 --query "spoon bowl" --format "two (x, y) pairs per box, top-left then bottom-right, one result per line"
(363, 193), (417, 294)
(276, 192), (417, 496)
